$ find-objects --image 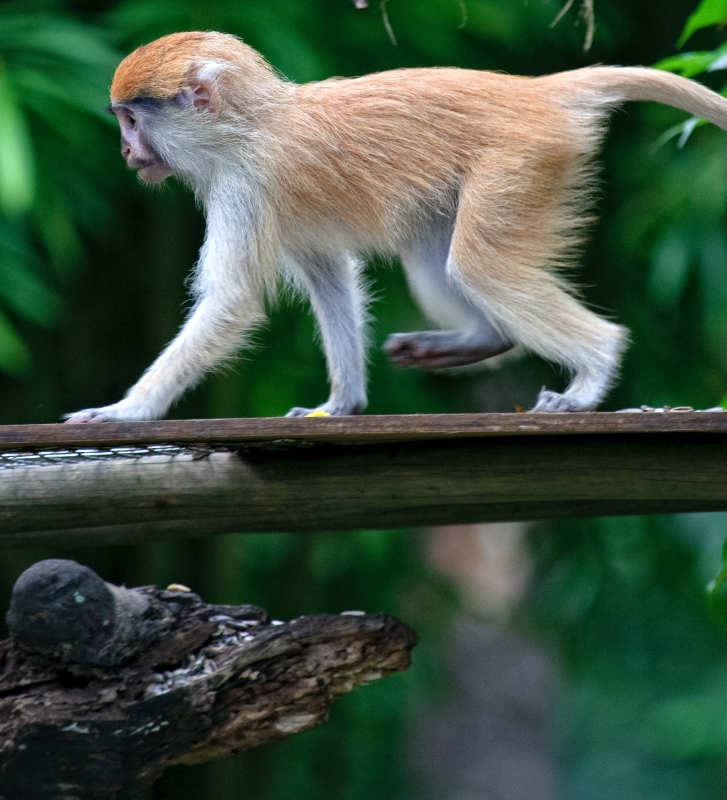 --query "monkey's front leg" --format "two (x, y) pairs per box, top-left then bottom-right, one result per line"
(286, 254), (368, 417)
(65, 293), (258, 423)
